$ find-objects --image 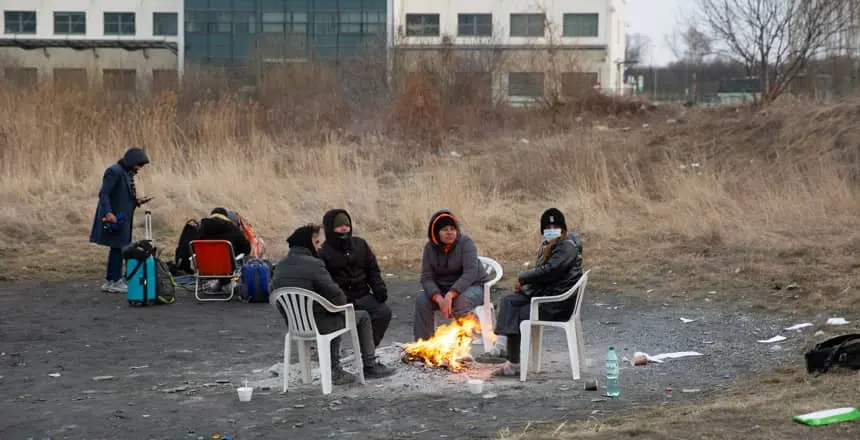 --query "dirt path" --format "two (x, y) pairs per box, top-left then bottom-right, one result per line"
(0, 278), (821, 439)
